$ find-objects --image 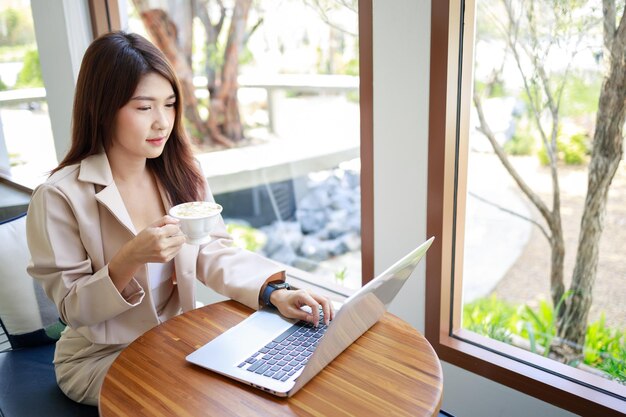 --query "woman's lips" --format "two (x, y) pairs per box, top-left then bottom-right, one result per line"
(146, 137), (166, 146)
